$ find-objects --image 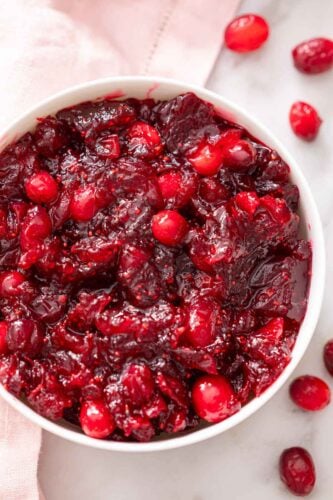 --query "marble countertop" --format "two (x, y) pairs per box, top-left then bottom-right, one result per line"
(39, 0), (333, 498)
